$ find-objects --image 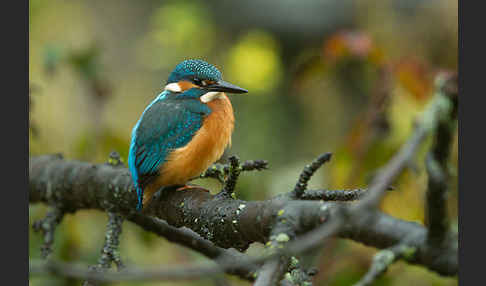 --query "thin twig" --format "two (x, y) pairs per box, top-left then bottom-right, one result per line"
(98, 212), (125, 269)
(281, 256), (315, 286)
(292, 153), (332, 198)
(200, 158), (268, 183)
(30, 259), (227, 282)
(220, 155), (242, 198)
(254, 257), (290, 286)
(353, 245), (416, 286)
(241, 159), (268, 171)
(32, 206), (64, 259)
(83, 212), (125, 286)
(199, 163), (226, 183)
